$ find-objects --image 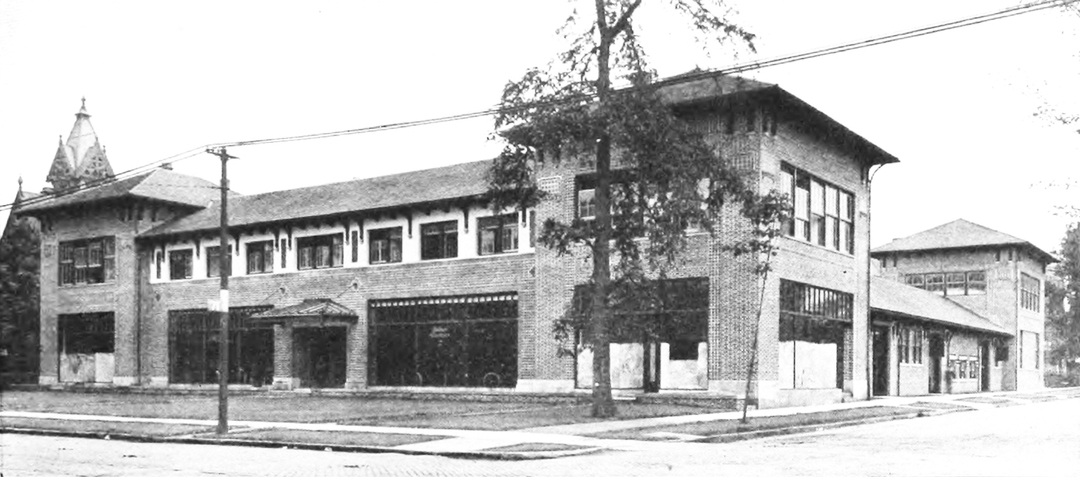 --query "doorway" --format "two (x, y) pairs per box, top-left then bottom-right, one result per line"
(929, 335), (945, 393)
(872, 326), (890, 396)
(293, 327), (347, 388)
